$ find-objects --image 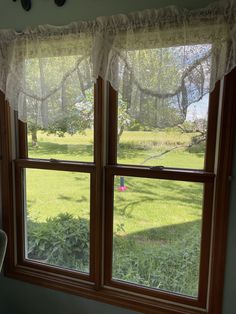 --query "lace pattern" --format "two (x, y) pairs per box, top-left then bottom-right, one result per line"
(0, 0), (235, 127)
